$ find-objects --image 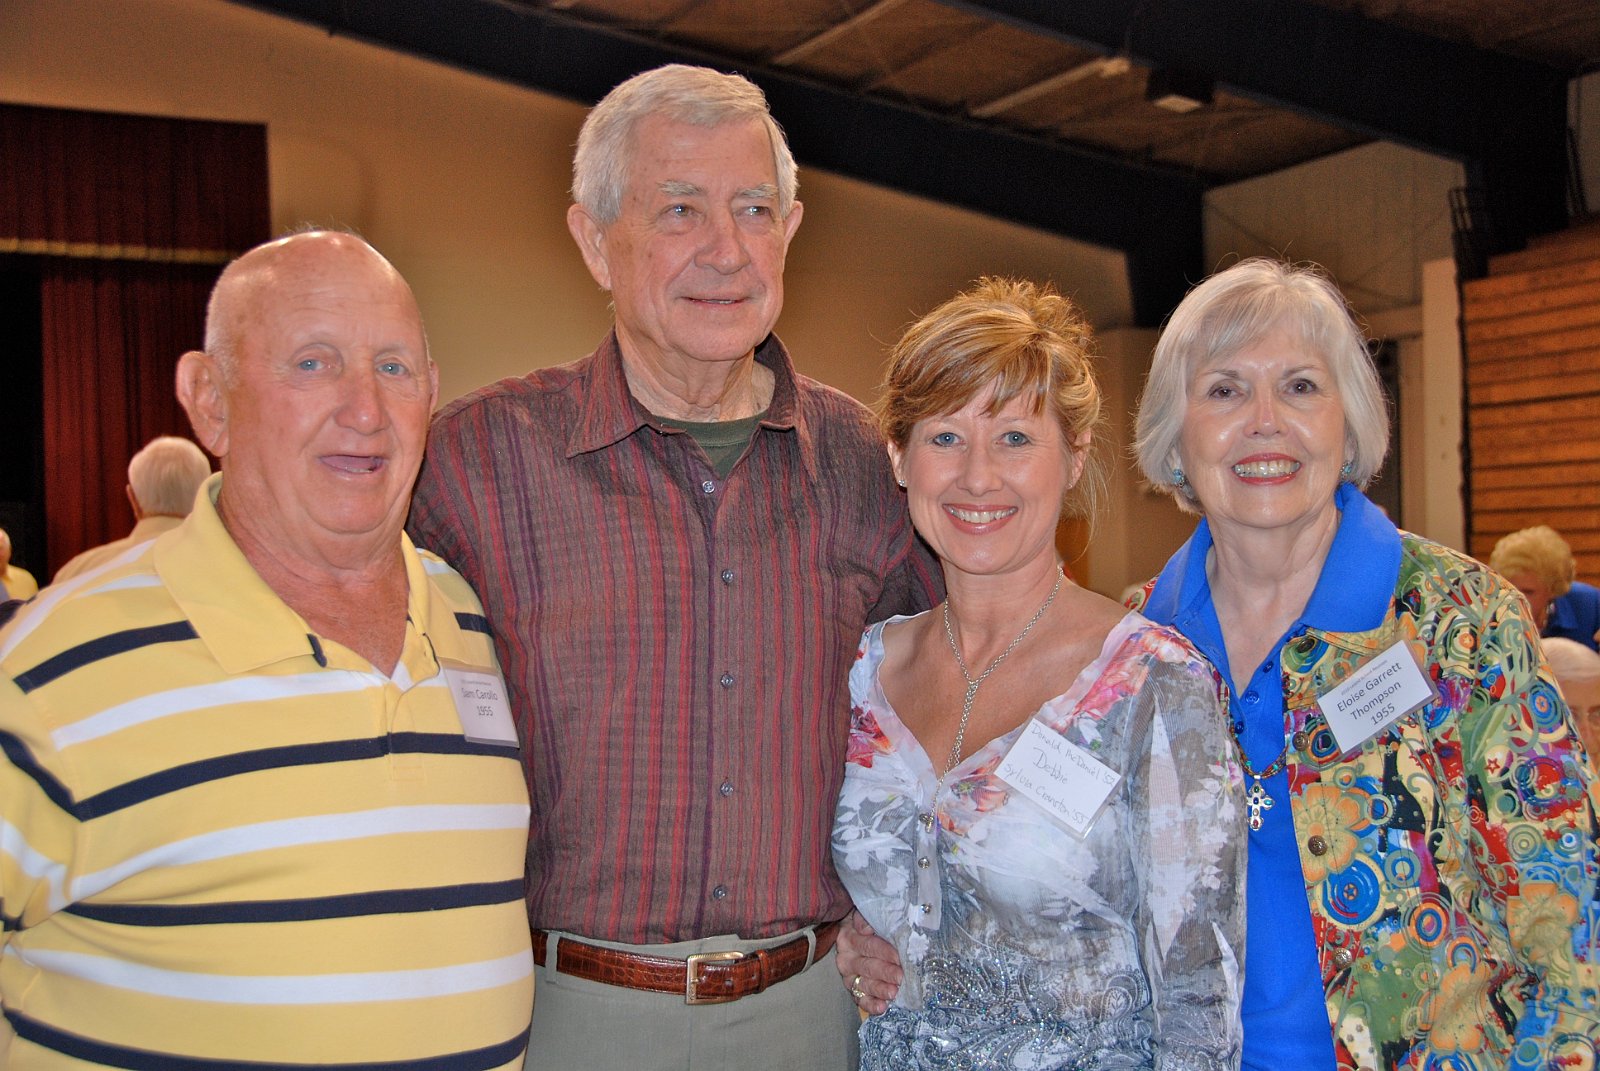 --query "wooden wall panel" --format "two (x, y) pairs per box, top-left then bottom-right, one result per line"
(1463, 218), (1600, 587)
